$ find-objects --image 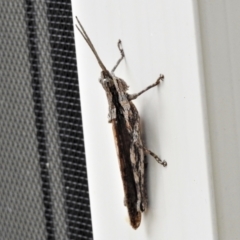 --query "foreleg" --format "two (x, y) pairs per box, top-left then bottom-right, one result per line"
(111, 40), (125, 73)
(128, 74), (164, 101)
